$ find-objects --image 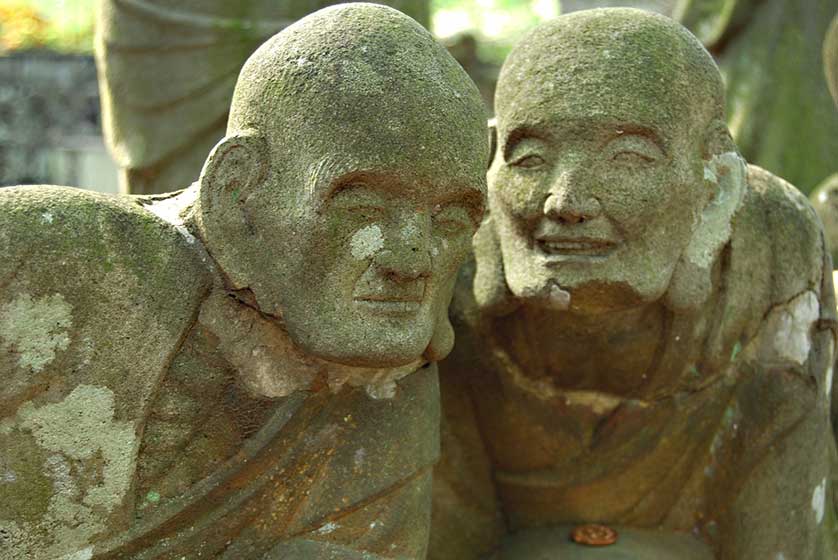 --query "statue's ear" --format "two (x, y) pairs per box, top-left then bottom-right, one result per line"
(487, 117), (498, 169)
(198, 131), (269, 289)
(665, 120), (747, 311)
(473, 216), (519, 316)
